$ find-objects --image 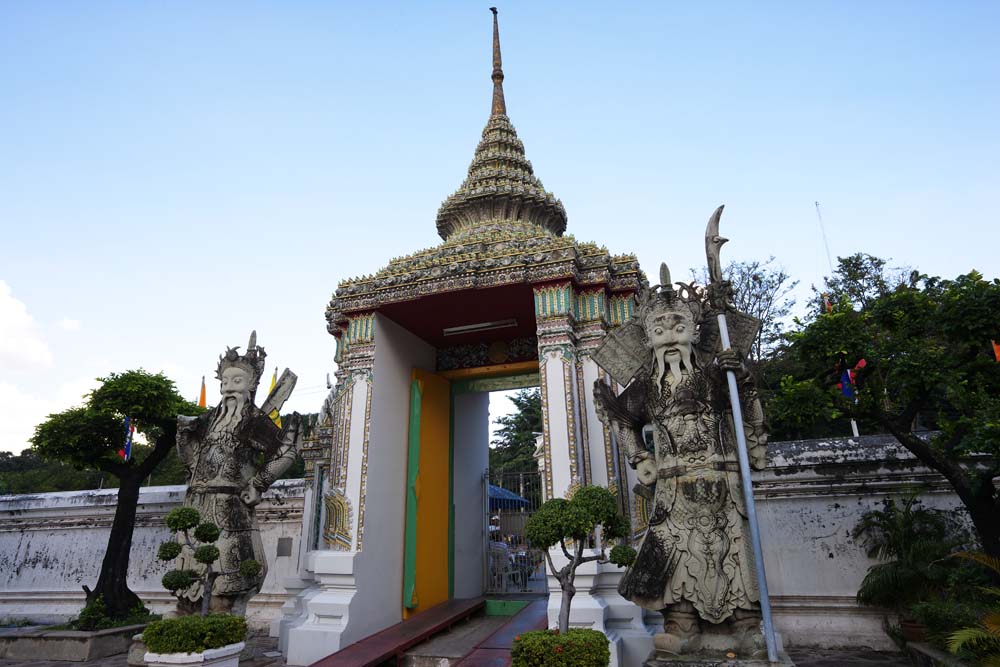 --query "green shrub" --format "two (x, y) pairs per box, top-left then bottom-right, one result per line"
(157, 541), (182, 561)
(164, 507), (200, 531)
(143, 614), (246, 654)
(71, 596), (156, 631)
(511, 628), (609, 667)
(194, 544), (221, 565)
(162, 569), (198, 592)
(193, 522), (220, 543)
